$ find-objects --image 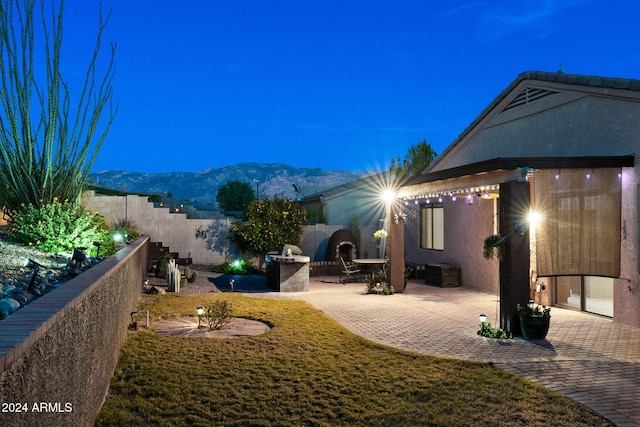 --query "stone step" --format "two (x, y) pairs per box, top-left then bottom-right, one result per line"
(148, 241), (192, 269)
